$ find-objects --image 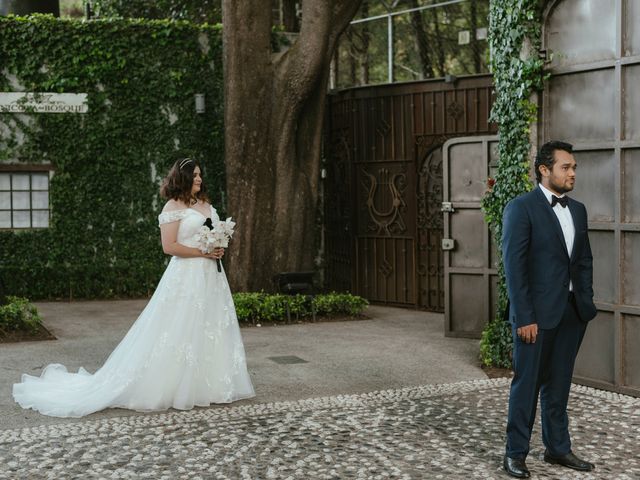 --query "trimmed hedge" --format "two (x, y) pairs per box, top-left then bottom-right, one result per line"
(0, 14), (224, 299)
(233, 292), (369, 325)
